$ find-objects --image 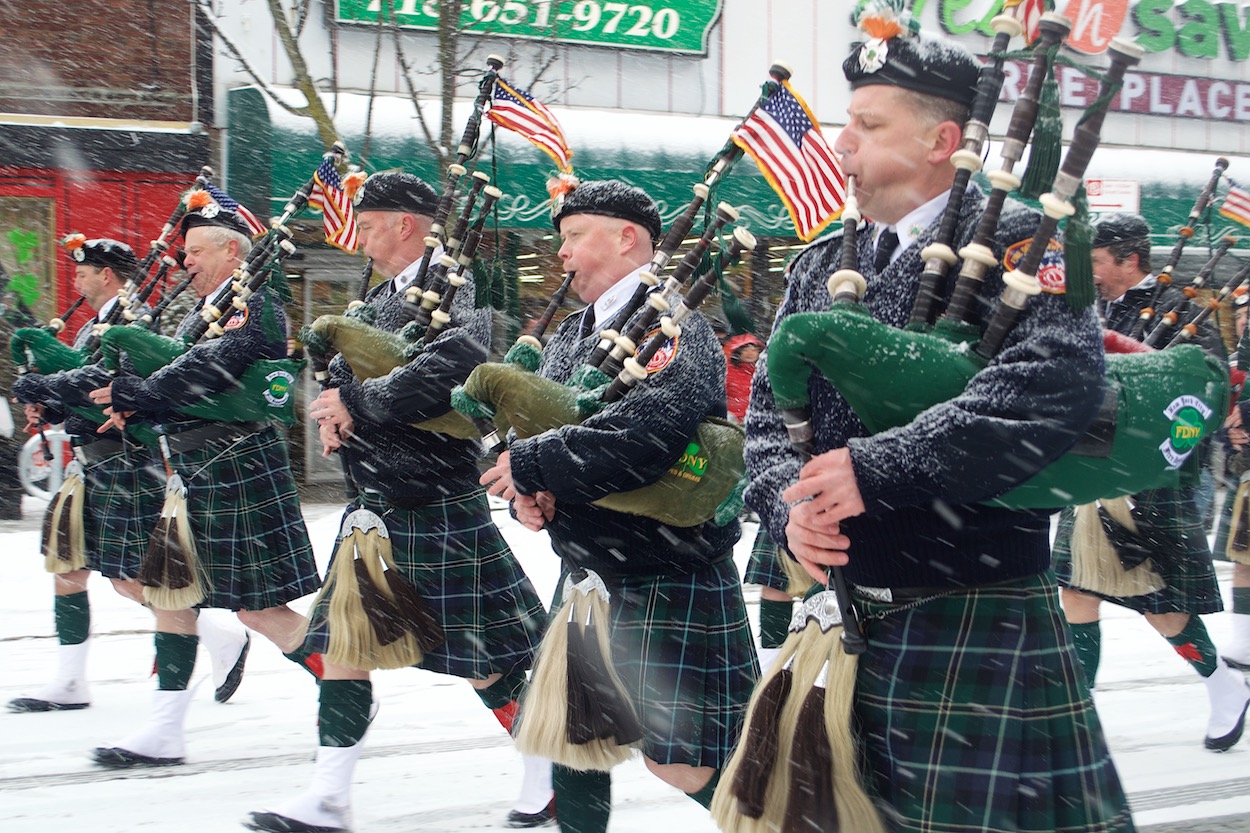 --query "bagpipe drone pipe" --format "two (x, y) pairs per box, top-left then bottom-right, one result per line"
(447, 65), (800, 530)
(765, 34), (1230, 514)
